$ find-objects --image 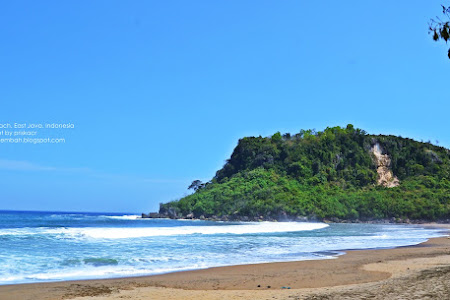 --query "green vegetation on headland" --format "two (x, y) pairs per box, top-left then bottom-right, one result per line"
(146, 125), (450, 222)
